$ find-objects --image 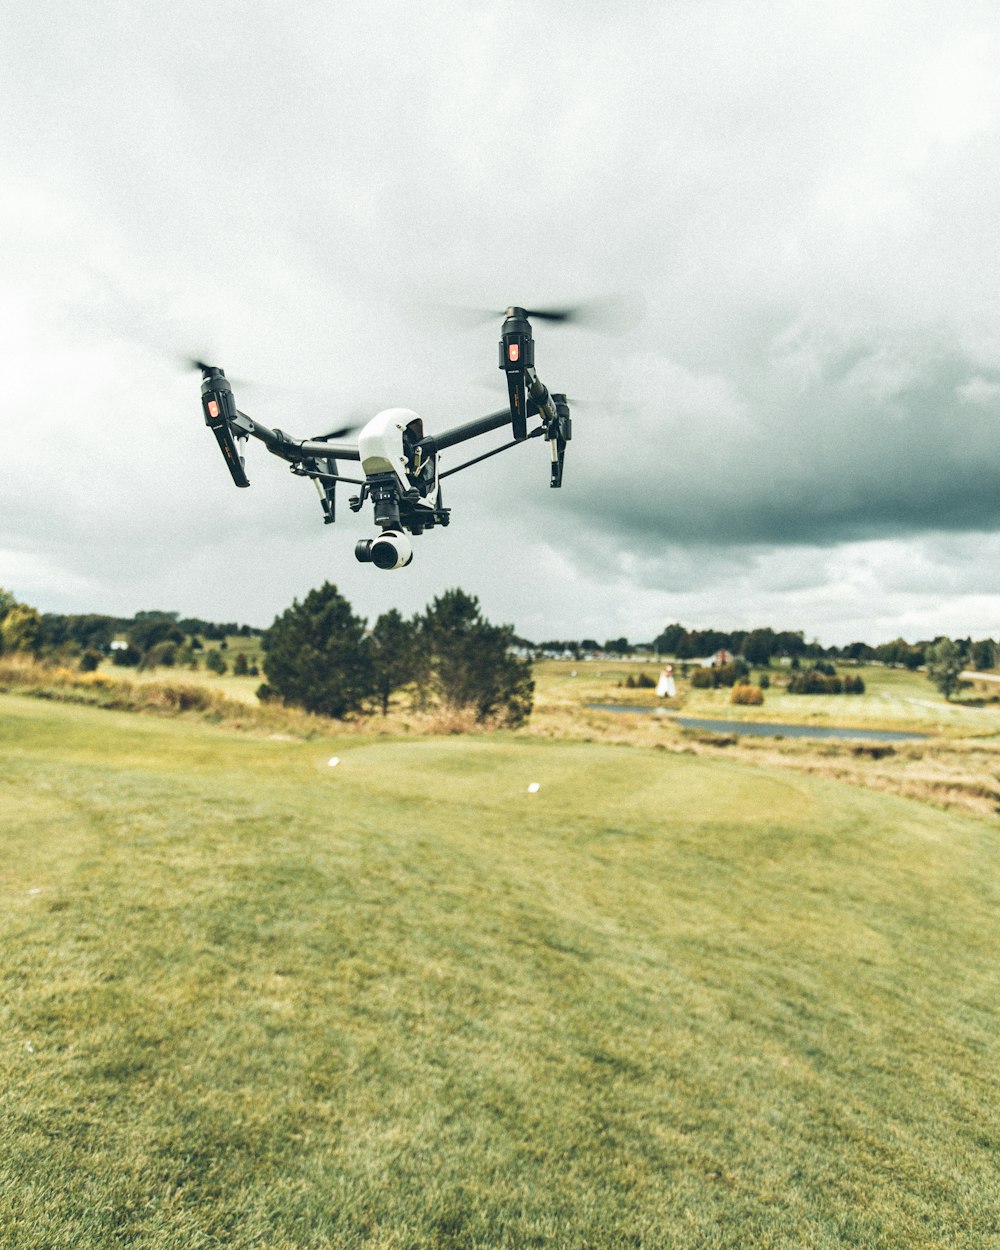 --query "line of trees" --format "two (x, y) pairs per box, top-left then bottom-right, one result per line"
(648, 624), (997, 672)
(0, 595), (261, 672)
(261, 584), (533, 726)
(3, 583), (993, 713)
